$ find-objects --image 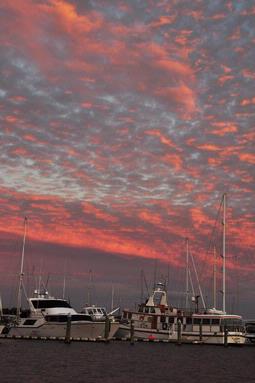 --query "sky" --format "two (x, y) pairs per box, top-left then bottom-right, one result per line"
(0, 0), (254, 318)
